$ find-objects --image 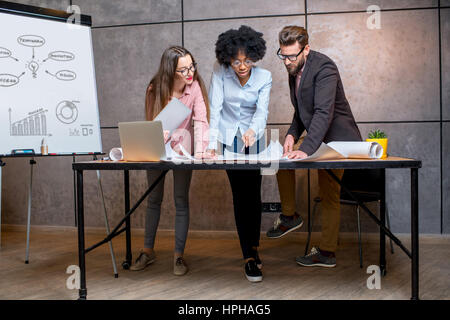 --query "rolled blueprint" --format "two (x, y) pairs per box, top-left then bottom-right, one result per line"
(109, 147), (123, 161)
(326, 141), (383, 159)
